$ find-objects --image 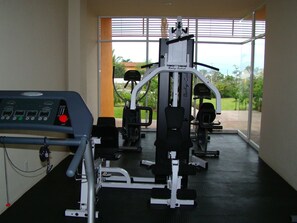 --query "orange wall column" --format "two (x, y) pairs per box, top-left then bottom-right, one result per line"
(99, 18), (114, 117)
